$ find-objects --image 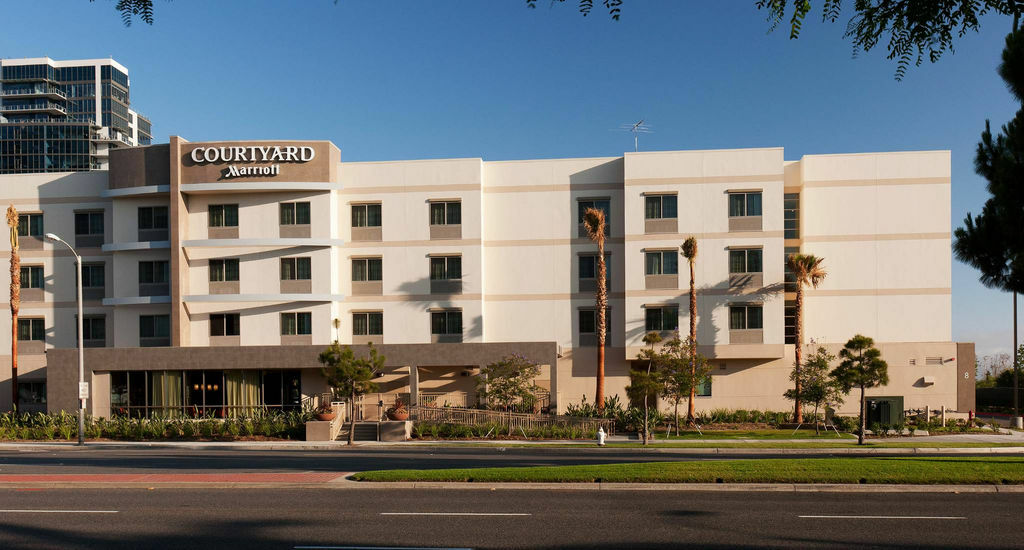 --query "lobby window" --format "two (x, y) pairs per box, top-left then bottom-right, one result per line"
(352, 204), (382, 227)
(430, 256), (461, 281)
(729, 249), (763, 274)
(139, 261), (170, 284)
(352, 258), (383, 282)
(280, 202), (311, 225)
(645, 305), (679, 332)
(353, 312), (384, 336)
(431, 310), (462, 335)
(645, 194), (677, 219)
(74, 211), (103, 236)
(784, 300), (796, 344)
(728, 192), (762, 217)
(280, 257), (311, 280)
(729, 305), (763, 330)
(17, 213), (43, 237)
(17, 382), (46, 406)
(17, 318), (45, 341)
(281, 312), (312, 336)
(645, 250), (678, 275)
(577, 198), (610, 236)
(210, 313), (240, 337)
(784, 193), (800, 239)
(139, 315), (170, 347)
(696, 377), (712, 397)
(209, 204), (239, 227)
(20, 266), (43, 289)
(209, 259), (240, 282)
(429, 201), (461, 225)
(138, 206), (169, 230)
